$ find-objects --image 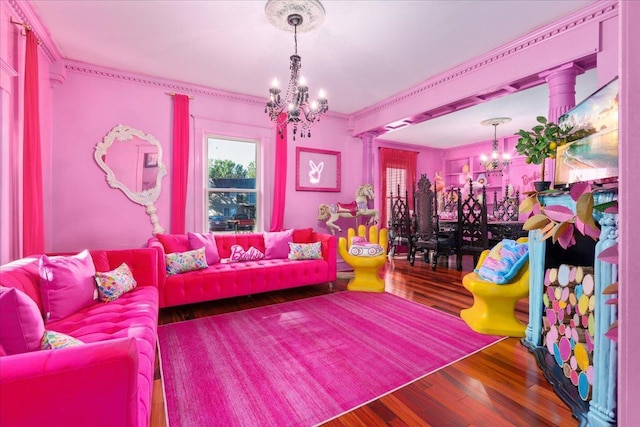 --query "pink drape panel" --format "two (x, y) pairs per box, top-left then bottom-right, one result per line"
(269, 113), (287, 232)
(22, 30), (44, 256)
(170, 94), (190, 234)
(379, 148), (417, 228)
